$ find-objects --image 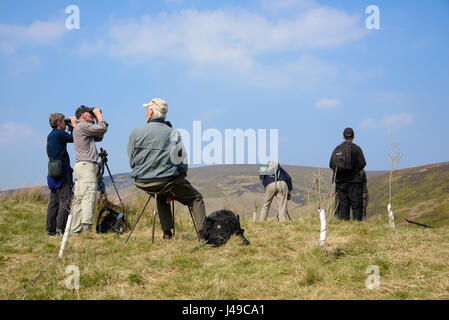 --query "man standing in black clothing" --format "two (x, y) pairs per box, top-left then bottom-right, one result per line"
(329, 128), (367, 221)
